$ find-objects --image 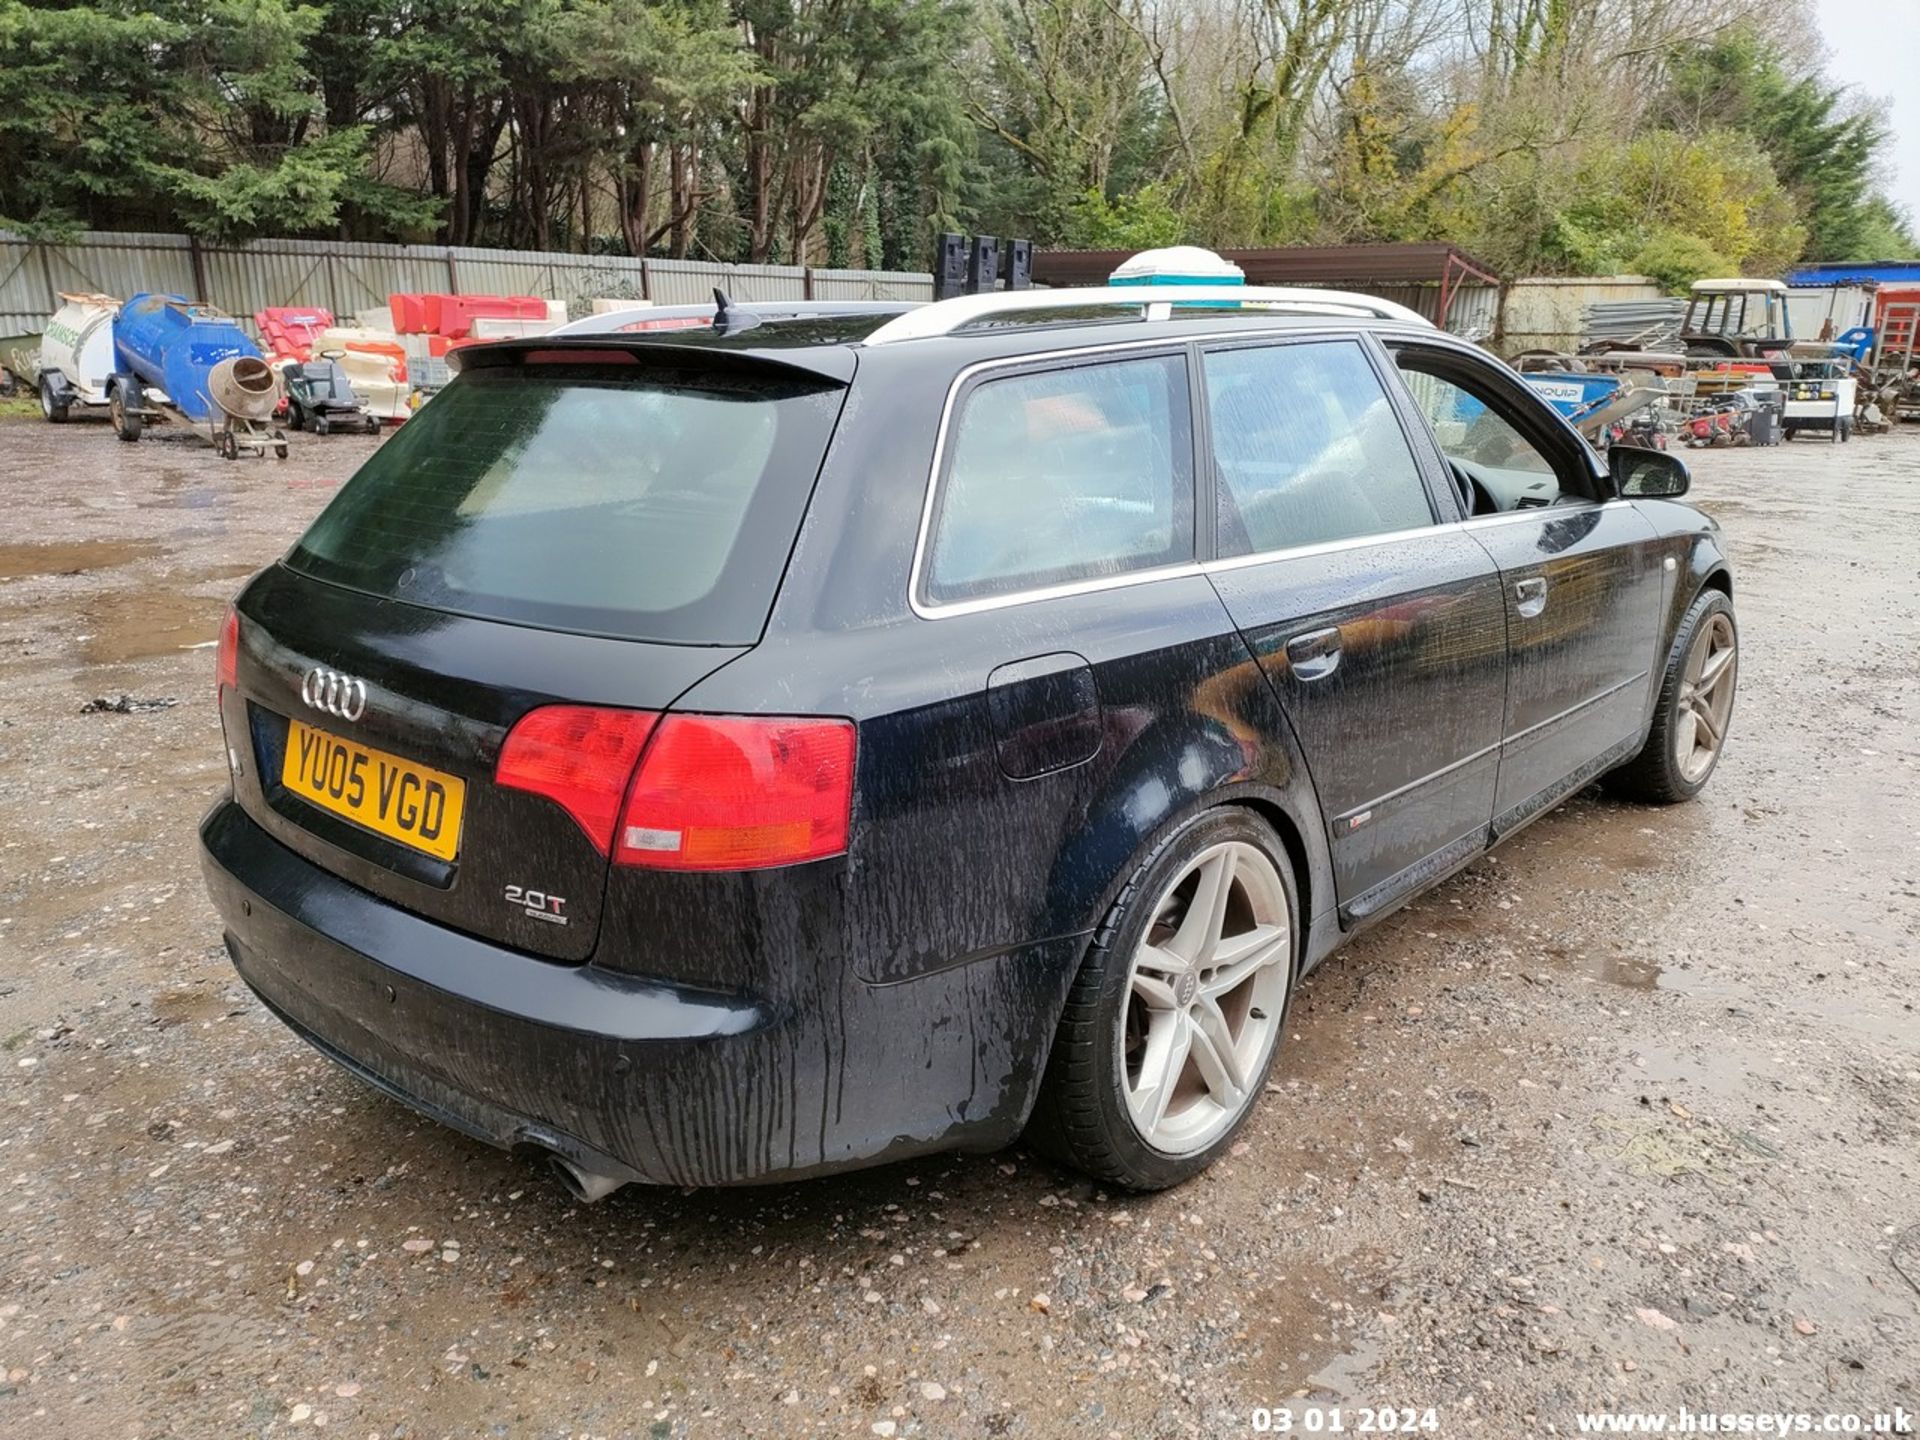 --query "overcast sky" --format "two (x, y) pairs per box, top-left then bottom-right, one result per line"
(1813, 0), (1920, 239)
